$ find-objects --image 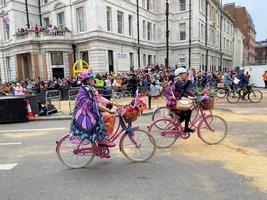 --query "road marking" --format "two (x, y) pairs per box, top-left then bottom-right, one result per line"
(0, 163), (18, 170)
(0, 143), (22, 146)
(0, 128), (66, 133)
